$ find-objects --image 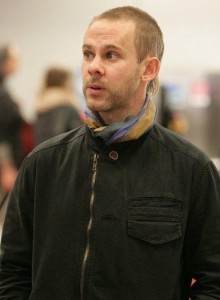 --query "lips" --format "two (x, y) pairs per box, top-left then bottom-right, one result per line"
(86, 82), (105, 95)
(89, 84), (103, 90)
